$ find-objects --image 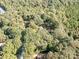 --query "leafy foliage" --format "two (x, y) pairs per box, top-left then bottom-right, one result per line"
(0, 0), (79, 59)
(4, 28), (15, 39)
